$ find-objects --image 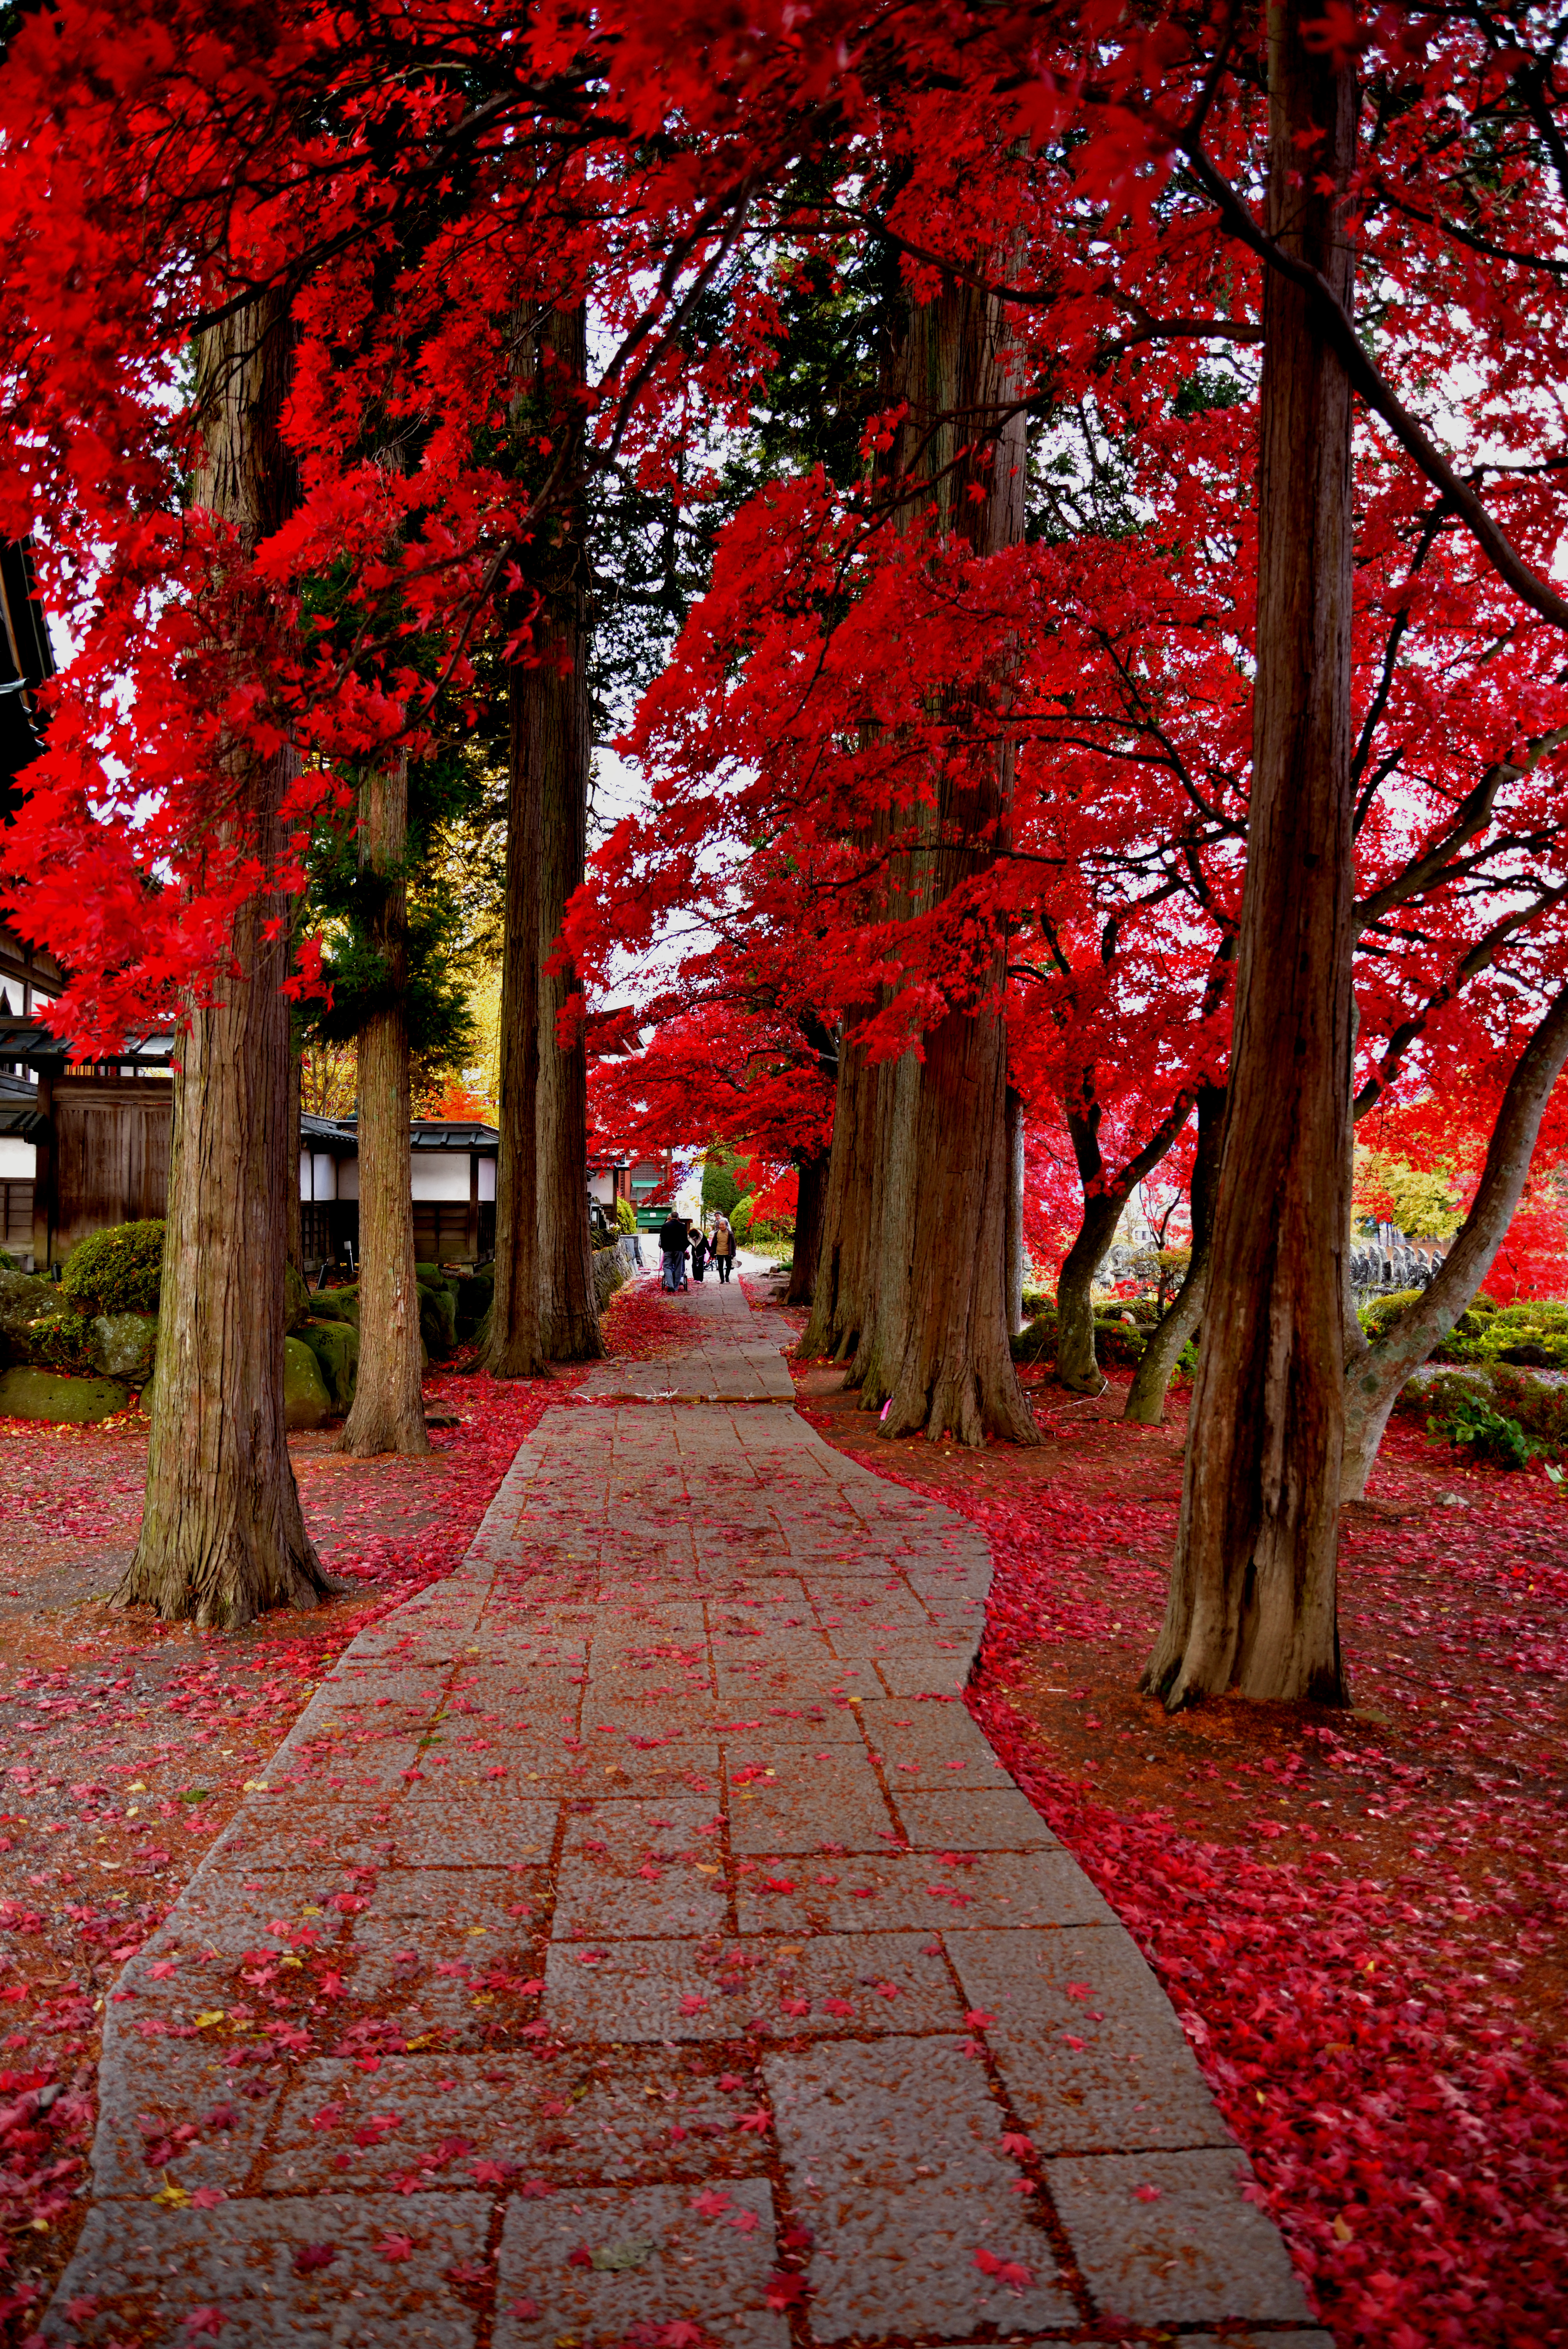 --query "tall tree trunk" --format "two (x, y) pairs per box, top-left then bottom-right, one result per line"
(1341, 985), (1568, 1497)
(850, 1047), (920, 1399)
(1144, 11), (1358, 1708)
(786, 1148), (828, 1307)
(285, 1039), (303, 1275)
(534, 306), (603, 1362)
(341, 755), (429, 1457)
(850, 276), (1037, 1446)
(1125, 1080), (1225, 1426)
(486, 631), (549, 1379)
(118, 296), (337, 1627)
(801, 1023), (878, 1358)
(1005, 1086), (1025, 1337)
